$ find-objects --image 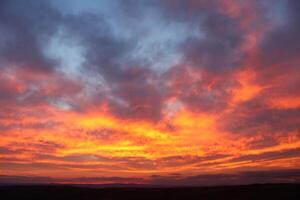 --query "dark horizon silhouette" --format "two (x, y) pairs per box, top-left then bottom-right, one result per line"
(1, 183), (300, 200)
